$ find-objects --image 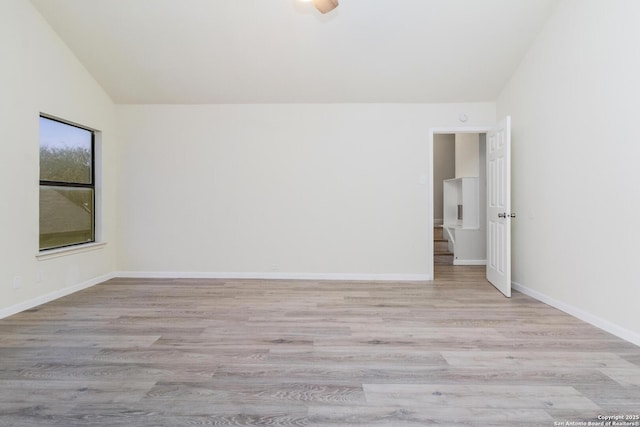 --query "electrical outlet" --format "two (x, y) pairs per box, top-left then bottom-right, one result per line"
(36, 270), (44, 284)
(271, 264), (279, 272)
(12, 275), (22, 289)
